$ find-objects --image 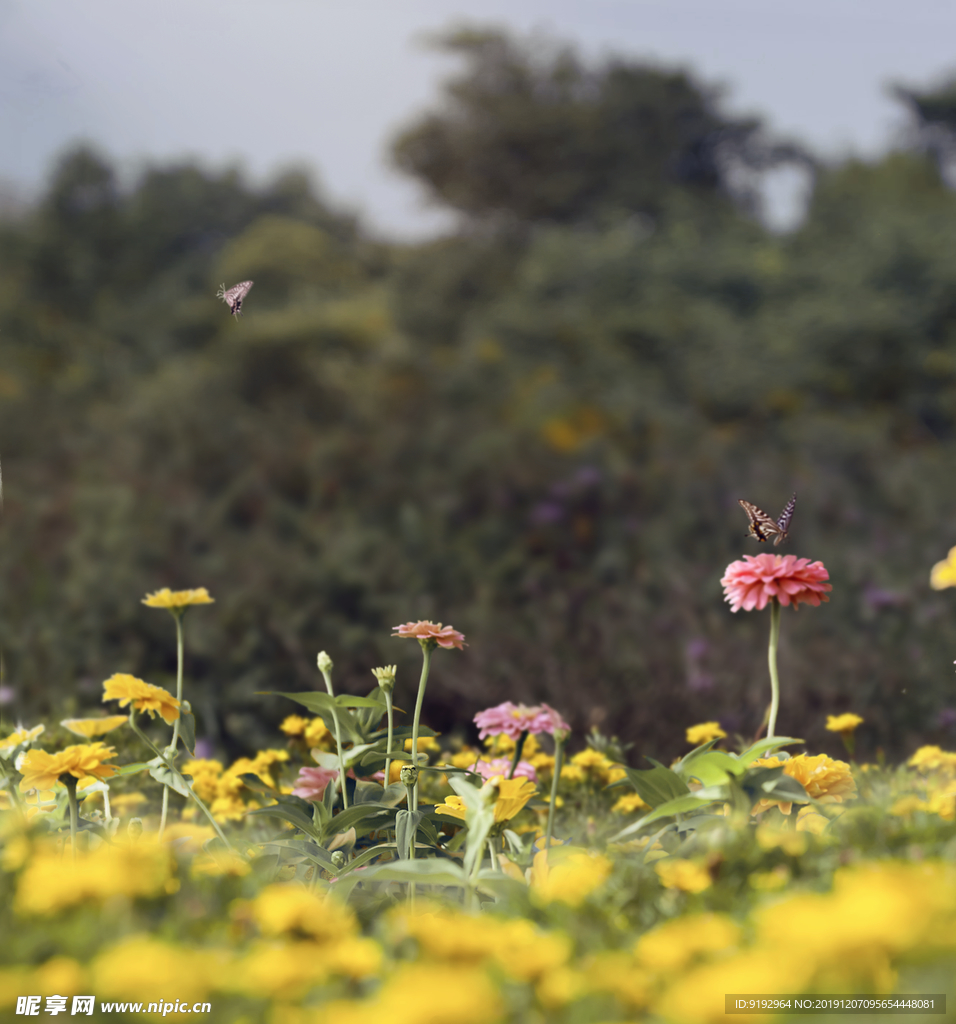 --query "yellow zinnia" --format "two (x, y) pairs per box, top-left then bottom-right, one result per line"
(18, 743), (119, 793)
(61, 716), (129, 739)
(826, 713), (864, 735)
(434, 776), (537, 824)
(142, 587), (215, 609)
(930, 546), (956, 590)
(102, 673), (180, 724)
(751, 753), (856, 815)
(0, 724), (44, 758)
(655, 858), (712, 893)
(686, 721), (727, 745)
